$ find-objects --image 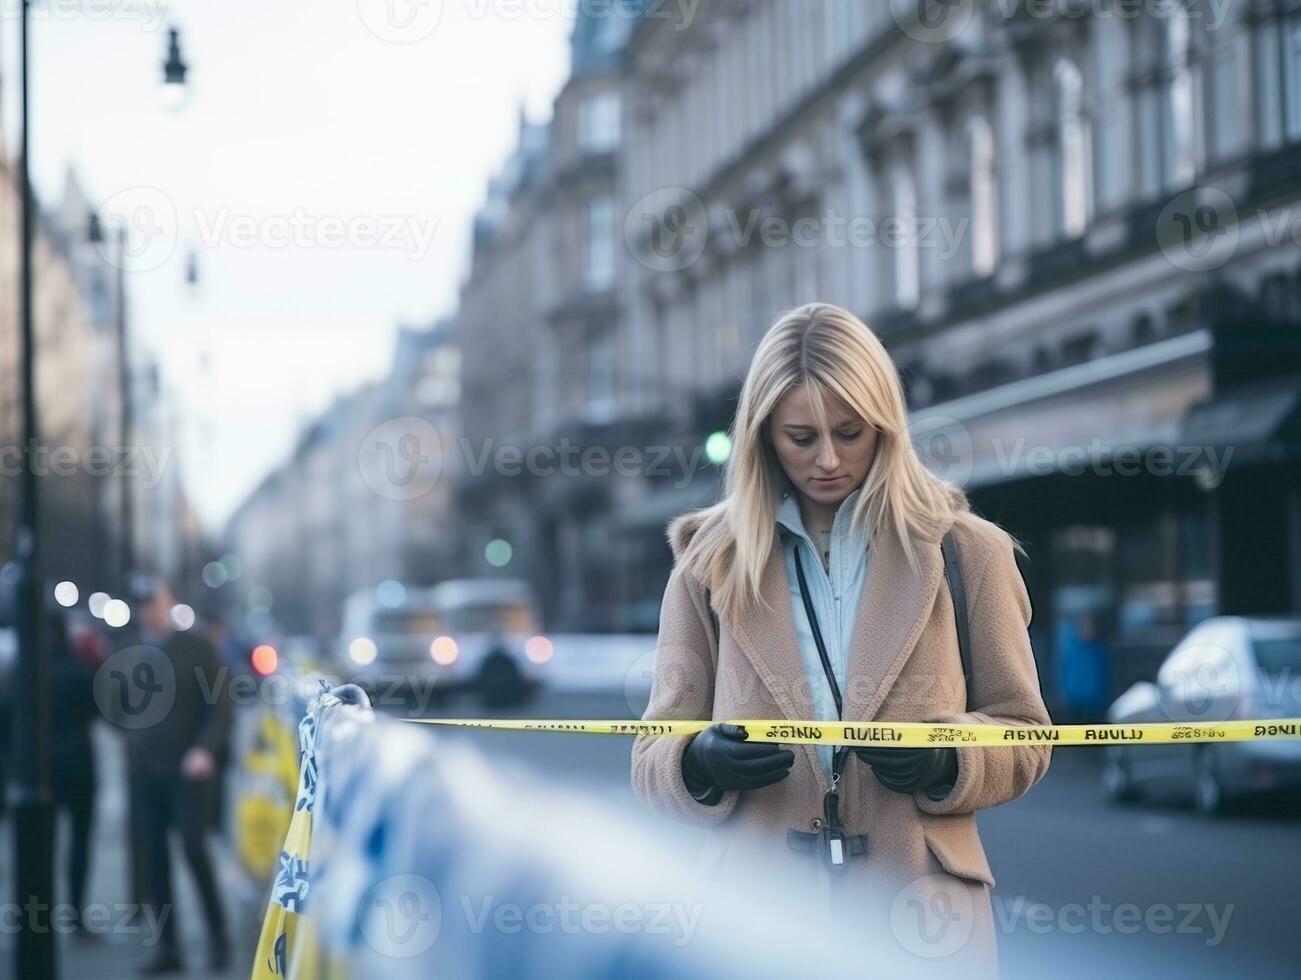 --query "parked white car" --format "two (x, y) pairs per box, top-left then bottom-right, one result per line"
(1102, 616), (1301, 814)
